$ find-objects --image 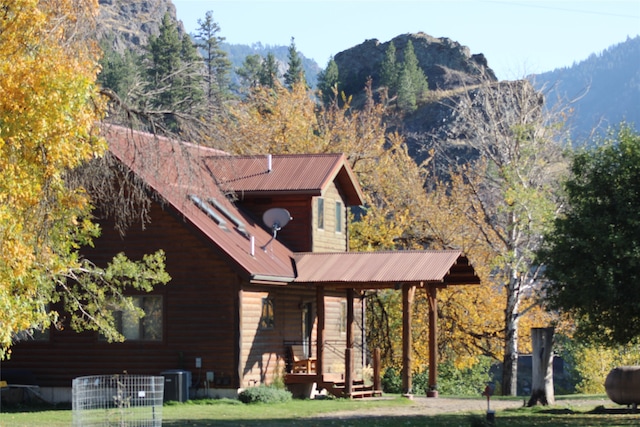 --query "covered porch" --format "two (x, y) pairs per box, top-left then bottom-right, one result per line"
(289, 250), (481, 398)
